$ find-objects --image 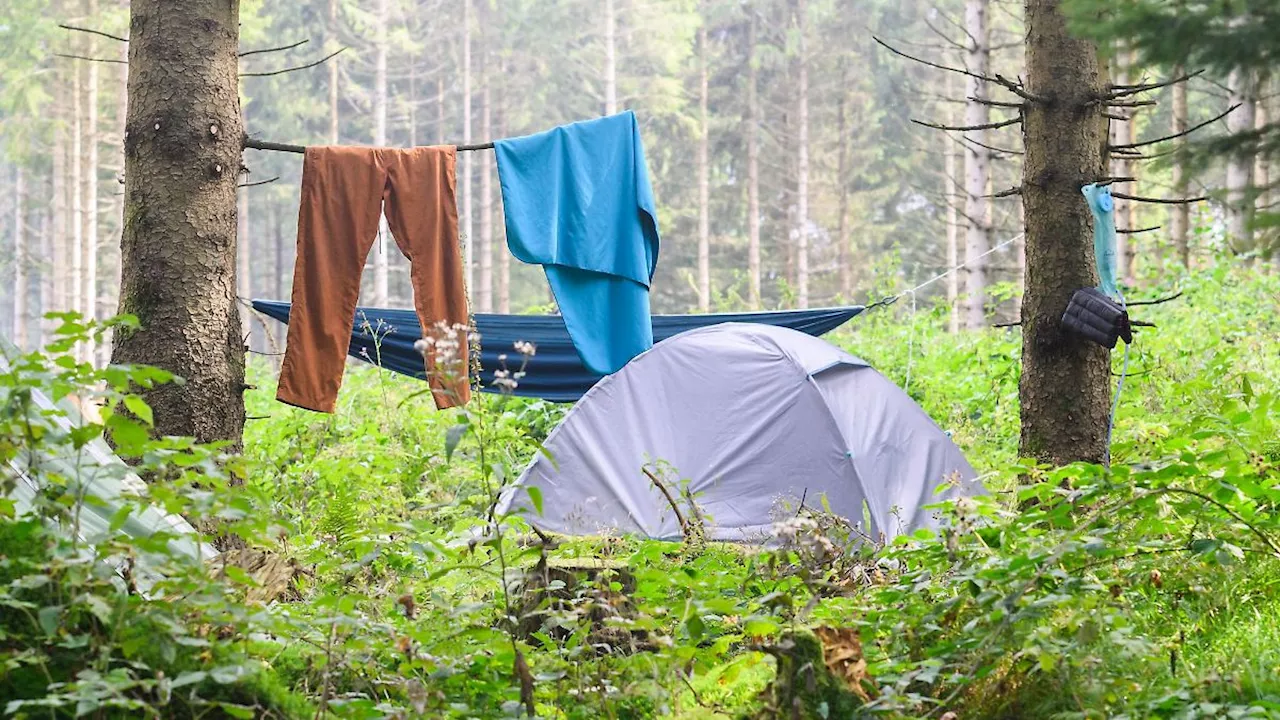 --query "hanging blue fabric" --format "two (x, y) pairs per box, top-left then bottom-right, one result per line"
(493, 111), (660, 376)
(1081, 183), (1121, 300)
(251, 300), (866, 403)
